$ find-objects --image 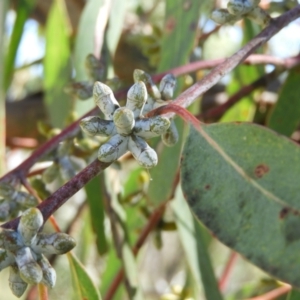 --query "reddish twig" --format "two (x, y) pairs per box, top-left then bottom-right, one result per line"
(218, 251), (238, 292)
(104, 203), (166, 300)
(245, 284), (291, 300)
